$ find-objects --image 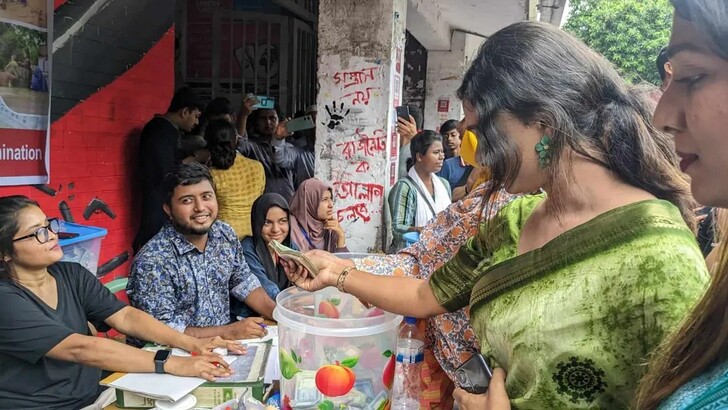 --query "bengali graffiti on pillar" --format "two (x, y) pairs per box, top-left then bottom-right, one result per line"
(337, 202), (372, 223)
(334, 181), (385, 203)
(334, 128), (387, 160)
(342, 87), (381, 106)
(319, 56), (392, 251)
(353, 161), (370, 173)
(333, 66), (380, 89)
(332, 126), (388, 223)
